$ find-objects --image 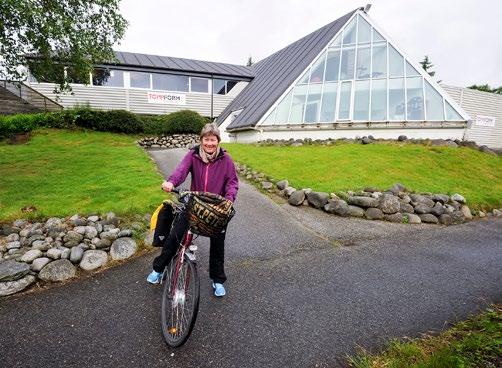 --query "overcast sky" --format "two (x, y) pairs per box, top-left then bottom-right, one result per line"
(117, 0), (502, 87)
